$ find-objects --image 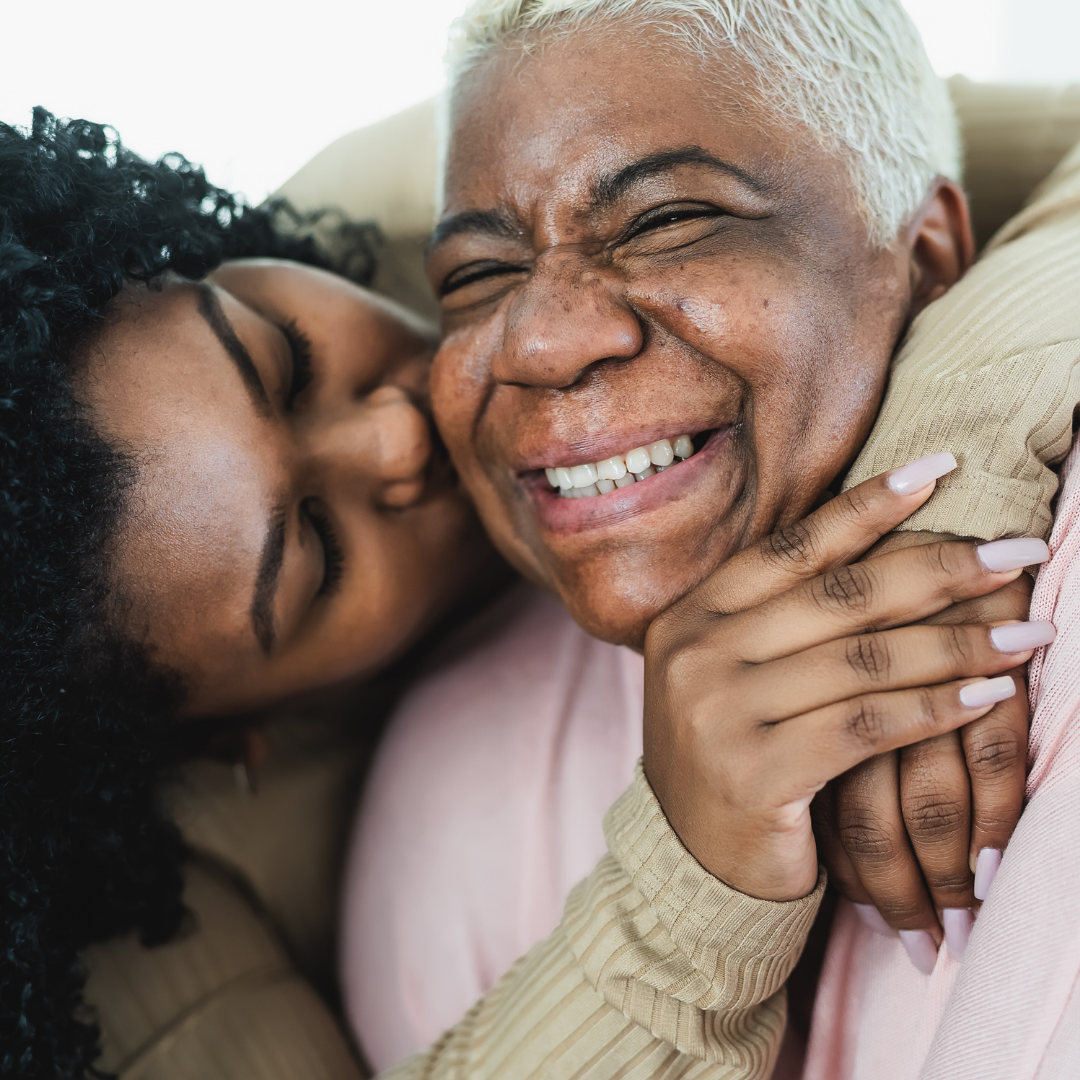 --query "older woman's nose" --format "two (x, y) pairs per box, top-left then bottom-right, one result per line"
(495, 260), (642, 387)
(314, 385), (432, 507)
